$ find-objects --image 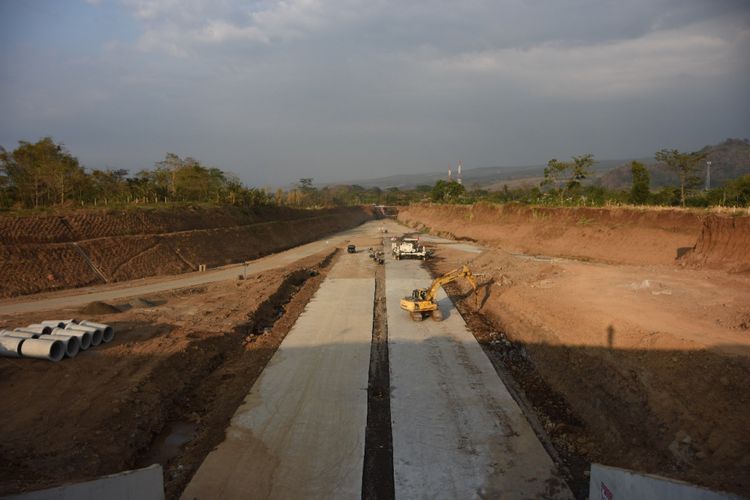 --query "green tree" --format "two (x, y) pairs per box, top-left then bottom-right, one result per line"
(0, 137), (85, 207)
(431, 180), (466, 202)
(541, 154), (594, 204)
(569, 154), (594, 190)
(654, 149), (704, 207)
(541, 158), (567, 203)
(629, 161), (650, 204)
(723, 174), (750, 206)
